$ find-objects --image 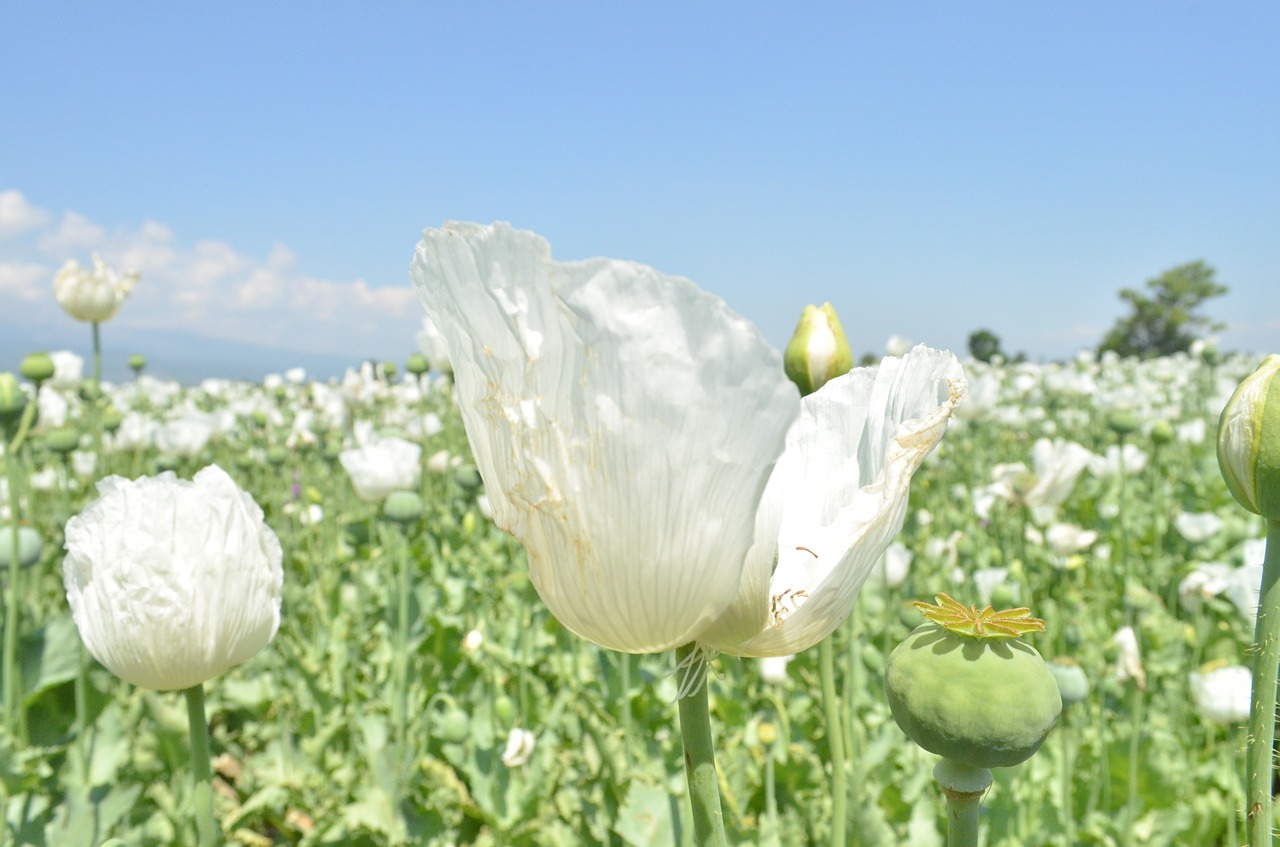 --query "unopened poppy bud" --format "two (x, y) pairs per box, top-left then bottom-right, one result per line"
(383, 490), (424, 523)
(0, 373), (27, 422)
(1107, 412), (1140, 436)
(46, 427), (81, 455)
(1150, 420), (1174, 446)
(128, 354), (146, 374)
(783, 303), (852, 397)
(1217, 354), (1280, 519)
(19, 352), (55, 385)
(406, 353), (429, 376)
